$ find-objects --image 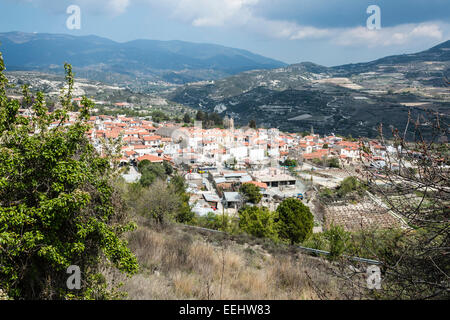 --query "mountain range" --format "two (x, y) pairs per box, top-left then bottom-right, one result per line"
(0, 32), (286, 85)
(1, 31), (449, 138)
(170, 40), (450, 138)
